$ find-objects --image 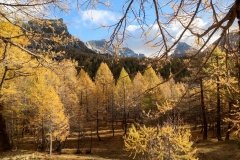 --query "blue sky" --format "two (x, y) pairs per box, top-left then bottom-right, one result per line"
(52, 0), (176, 56)
(51, 0), (167, 56)
(55, 0), (127, 41)
(52, 0), (235, 56)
